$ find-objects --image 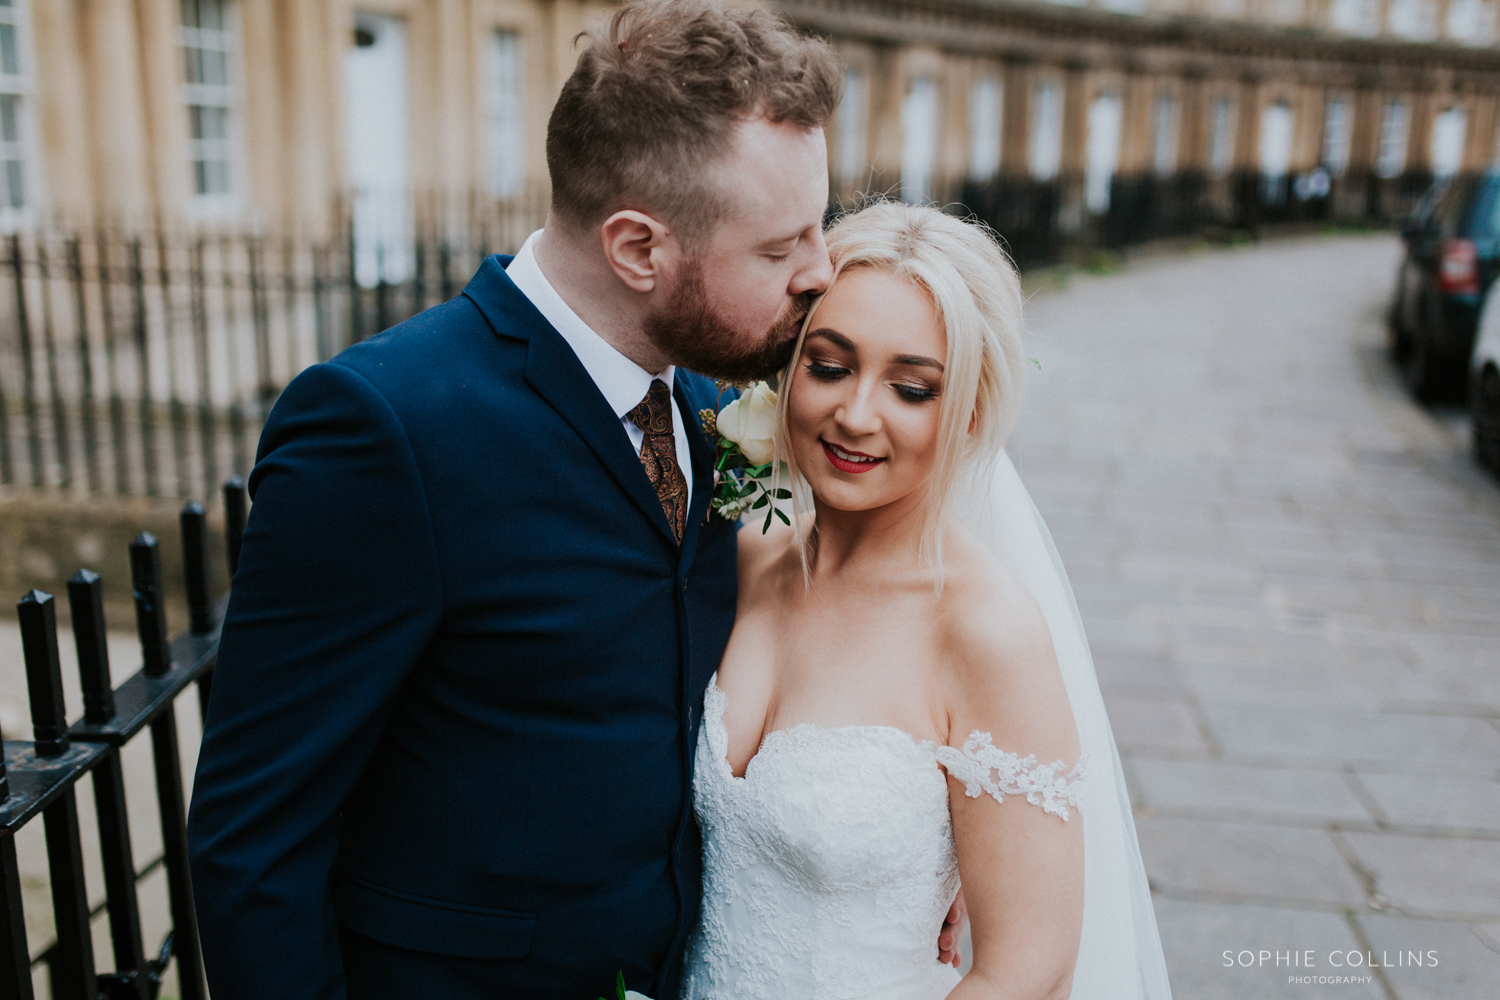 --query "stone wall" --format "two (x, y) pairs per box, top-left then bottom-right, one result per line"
(0, 493), (232, 633)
